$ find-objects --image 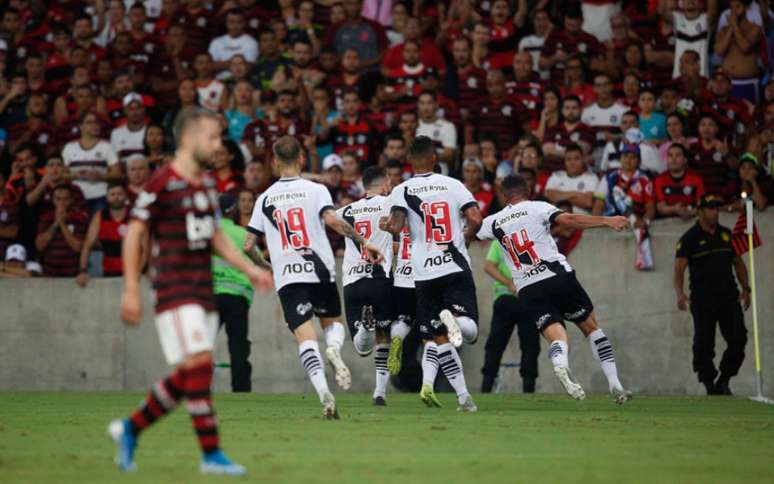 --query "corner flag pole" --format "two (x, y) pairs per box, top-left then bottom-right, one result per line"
(744, 194), (773, 404)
